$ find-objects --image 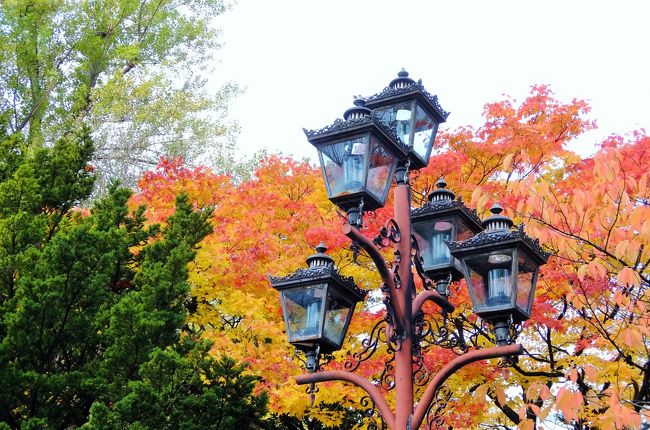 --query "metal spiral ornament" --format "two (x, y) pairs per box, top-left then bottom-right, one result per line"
(306, 382), (319, 406)
(392, 260), (402, 290)
(319, 352), (335, 370)
(360, 395), (387, 430)
(412, 347), (430, 387)
(344, 318), (391, 372)
(414, 311), (469, 356)
(372, 218), (401, 249)
(378, 351), (396, 391)
(424, 386), (453, 430)
(380, 282), (402, 351)
(465, 316), (494, 349)
(293, 348), (307, 368)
